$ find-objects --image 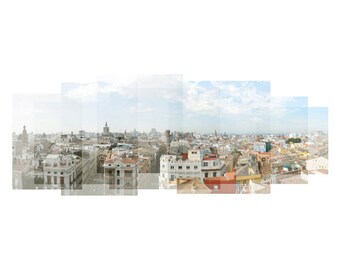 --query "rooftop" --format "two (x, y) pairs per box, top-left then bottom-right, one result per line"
(177, 178), (211, 194)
